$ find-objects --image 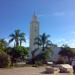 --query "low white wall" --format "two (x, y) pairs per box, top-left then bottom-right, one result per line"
(28, 47), (61, 61)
